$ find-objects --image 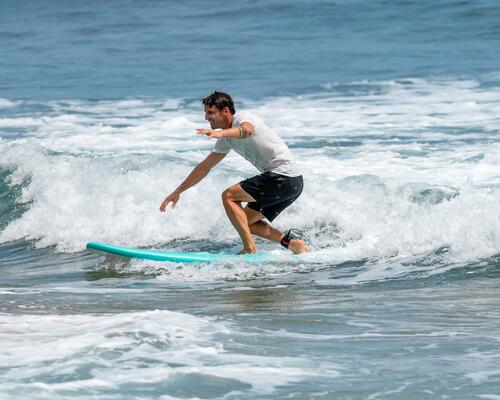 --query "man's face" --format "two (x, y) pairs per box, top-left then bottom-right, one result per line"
(204, 105), (228, 129)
